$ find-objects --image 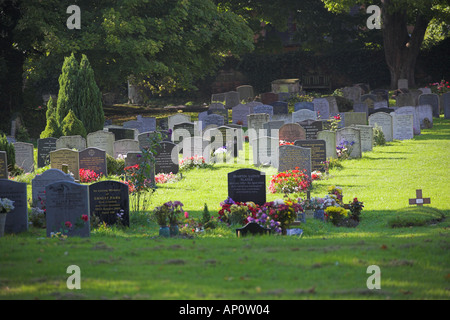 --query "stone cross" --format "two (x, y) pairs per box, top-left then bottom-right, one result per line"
(409, 189), (431, 206)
